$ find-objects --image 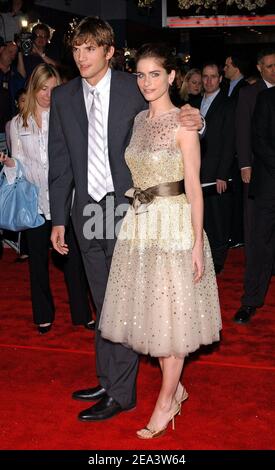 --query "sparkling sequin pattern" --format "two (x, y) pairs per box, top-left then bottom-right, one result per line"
(99, 109), (221, 358)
